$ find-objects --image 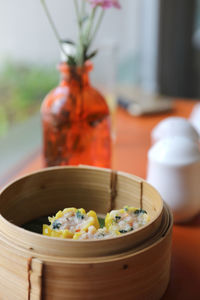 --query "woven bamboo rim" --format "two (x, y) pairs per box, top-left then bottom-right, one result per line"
(0, 166), (163, 258)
